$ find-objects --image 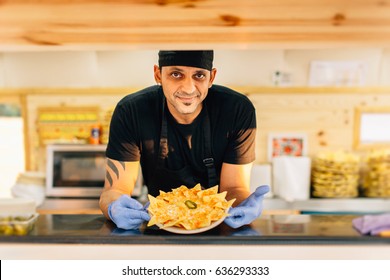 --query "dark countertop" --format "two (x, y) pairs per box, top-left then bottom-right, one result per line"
(1, 214), (390, 245)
